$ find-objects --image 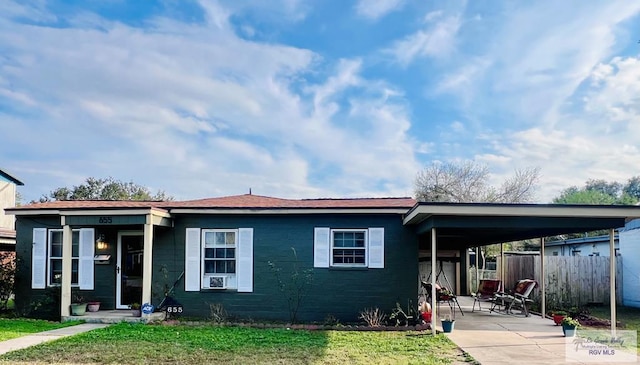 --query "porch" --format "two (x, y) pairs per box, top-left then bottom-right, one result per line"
(62, 310), (165, 324)
(444, 296), (636, 364)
